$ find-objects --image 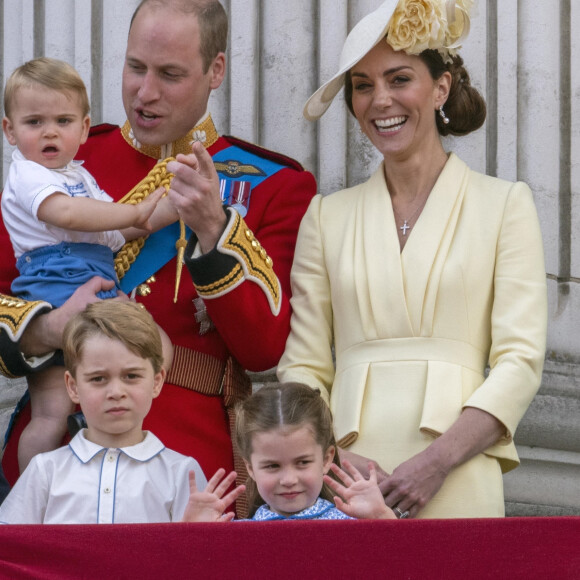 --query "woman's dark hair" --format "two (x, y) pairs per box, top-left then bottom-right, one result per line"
(235, 383), (342, 518)
(344, 43), (486, 137)
(419, 50), (486, 136)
